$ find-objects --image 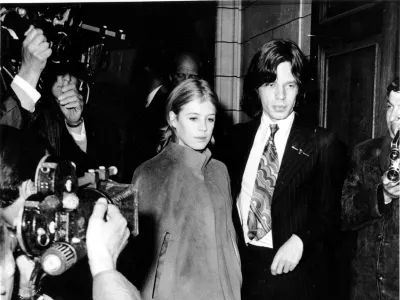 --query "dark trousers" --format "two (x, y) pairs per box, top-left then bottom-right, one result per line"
(241, 244), (316, 300)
